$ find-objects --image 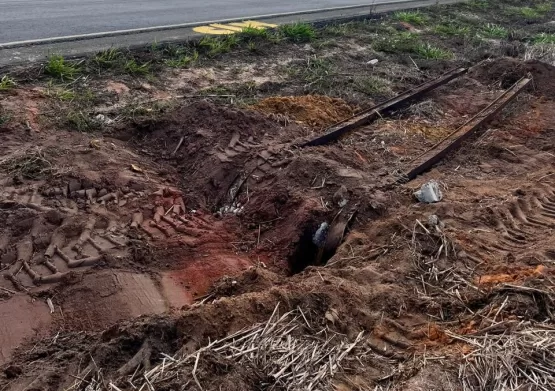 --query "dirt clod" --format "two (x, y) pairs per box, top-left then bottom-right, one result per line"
(470, 57), (555, 98)
(251, 95), (358, 129)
